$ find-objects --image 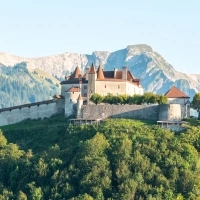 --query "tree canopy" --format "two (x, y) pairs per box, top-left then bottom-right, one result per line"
(90, 93), (168, 105)
(0, 116), (200, 199)
(191, 92), (200, 119)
